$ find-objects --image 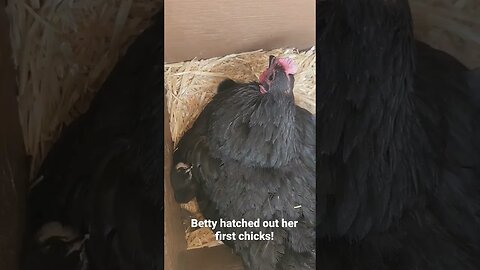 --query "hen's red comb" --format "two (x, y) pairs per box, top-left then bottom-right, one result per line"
(259, 56), (298, 84)
(276, 57), (298, 75)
